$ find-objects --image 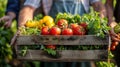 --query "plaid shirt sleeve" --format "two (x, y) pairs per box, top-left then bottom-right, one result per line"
(24, 0), (41, 8)
(90, 0), (100, 4)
